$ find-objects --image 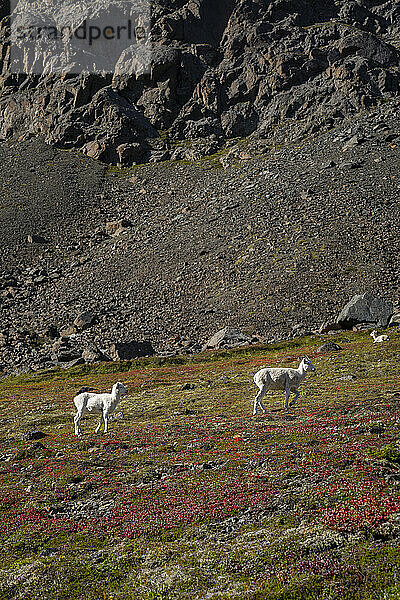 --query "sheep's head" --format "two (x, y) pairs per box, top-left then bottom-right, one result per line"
(371, 330), (377, 337)
(115, 381), (128, 396)
(301, 356), (316, 372)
